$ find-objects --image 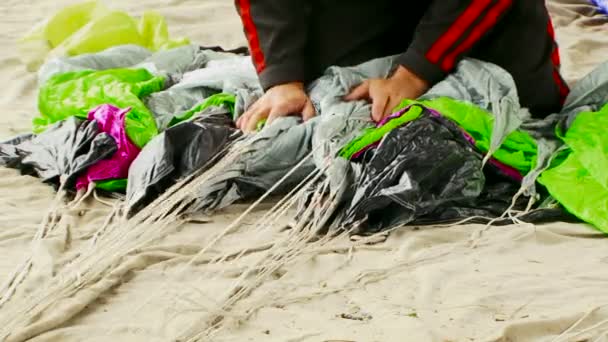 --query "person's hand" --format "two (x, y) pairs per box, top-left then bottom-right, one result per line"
(236, 82), (315, 132)
(344, 66), (430, 122)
